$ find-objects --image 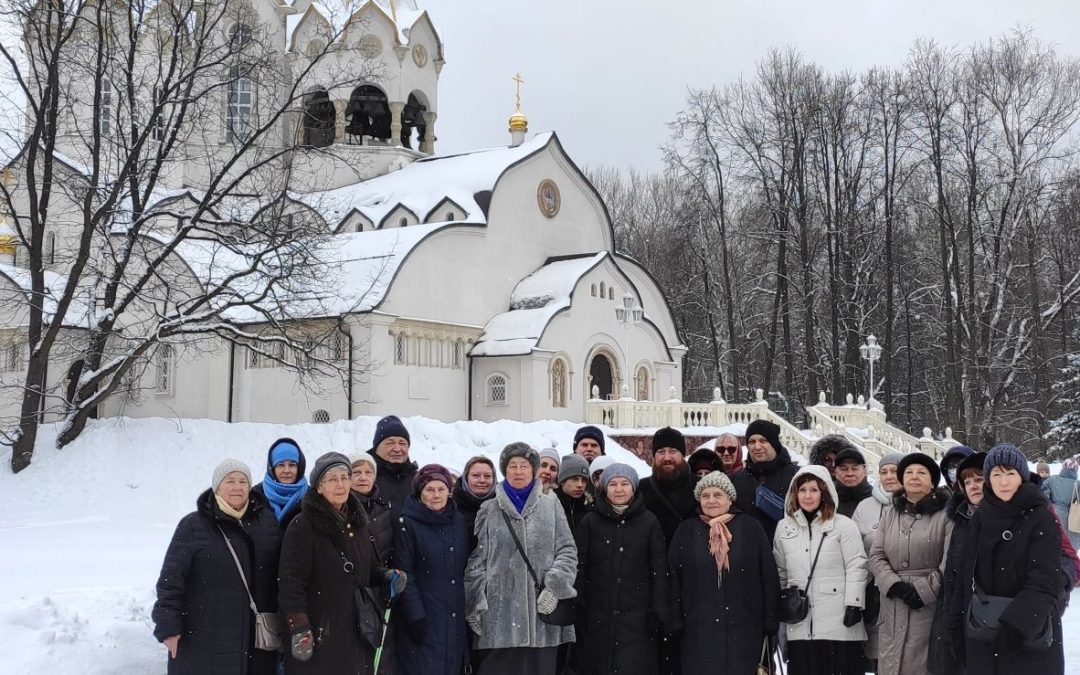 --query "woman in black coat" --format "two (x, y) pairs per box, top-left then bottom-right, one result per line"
(573, 463), (673, 675)
(351, 453), (395, 566)
(393, 464), (470, 675)
(278, 453), (407, 675)
(955, 445), (1064, 674)
(452, 455), (496, 551)
(152, 459), (281, 675)
(668, 471), (779, 675)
